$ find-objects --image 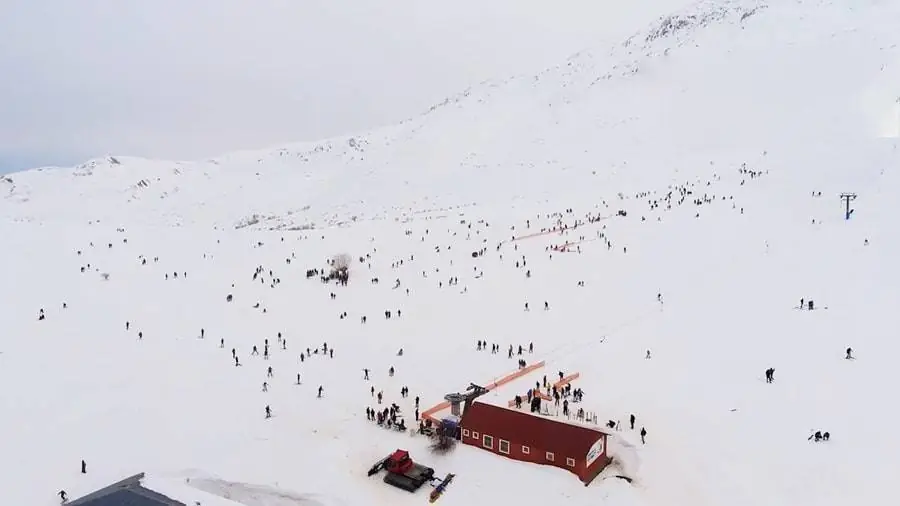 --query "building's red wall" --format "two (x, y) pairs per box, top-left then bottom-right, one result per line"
(581, 434), (609, 484)
(461, 429), (597, 482)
